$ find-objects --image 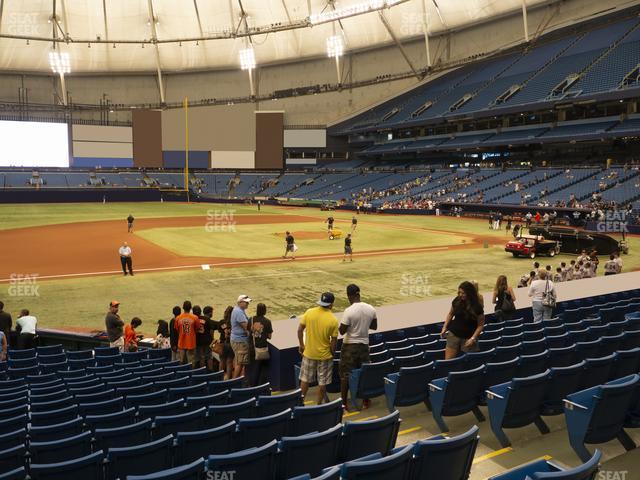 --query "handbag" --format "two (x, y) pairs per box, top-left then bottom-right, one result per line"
(251, 318), (270, 361)
(501, 291), (516, 313)
(542, 279), (556, 308)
